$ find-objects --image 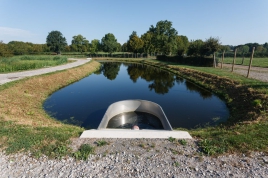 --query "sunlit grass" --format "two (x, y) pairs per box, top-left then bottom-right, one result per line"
(222, 57), (268, 68)
(0, 60), (100, 157)
(0, 55), (68, 73)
